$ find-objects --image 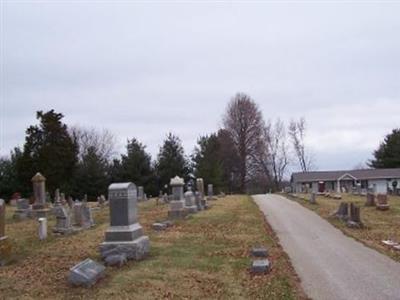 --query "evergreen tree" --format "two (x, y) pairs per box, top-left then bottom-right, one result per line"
(74, 146), (108, 200)
(0, 149), (22, 199)
(120, 138), (156, 195)
(192, 134), (224, 192)
(156, 133), (189, 188)
(15, 110), (78, 195)
(370, 129), (400, 168)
